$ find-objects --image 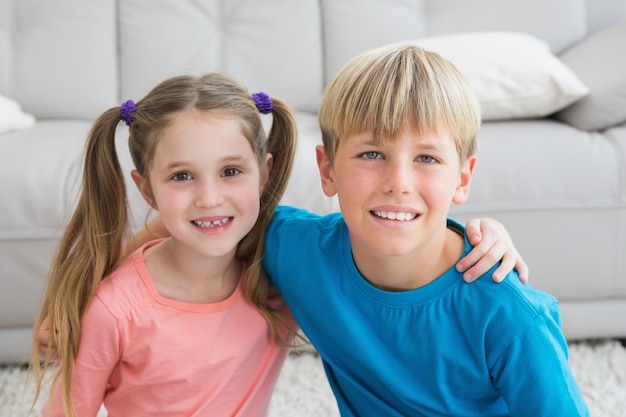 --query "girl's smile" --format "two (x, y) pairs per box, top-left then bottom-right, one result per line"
(191, 216), (233, 231)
